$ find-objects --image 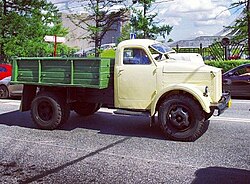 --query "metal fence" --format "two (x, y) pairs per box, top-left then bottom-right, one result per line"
(172, 42), (247, 61)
